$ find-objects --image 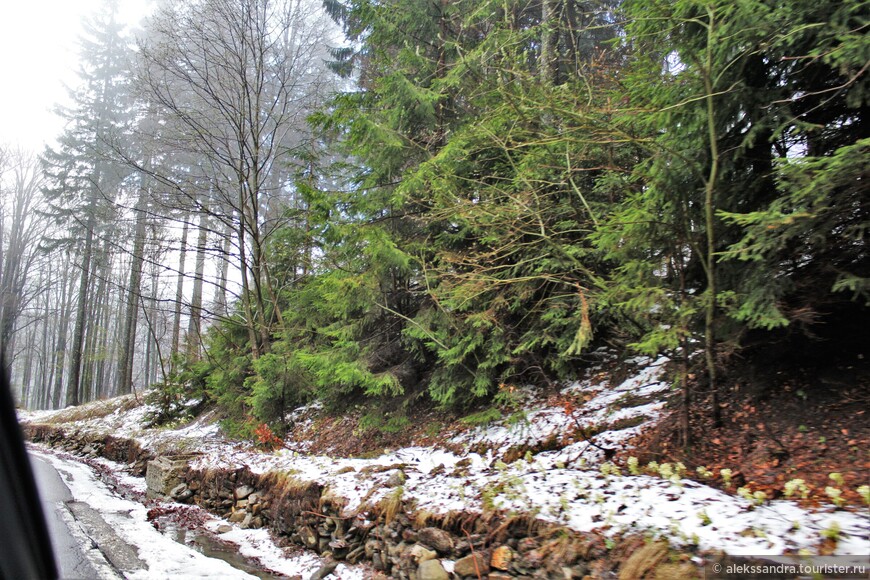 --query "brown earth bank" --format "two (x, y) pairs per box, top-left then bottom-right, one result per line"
(622, 356), (870, 509)
(25, 424), (711, 579)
